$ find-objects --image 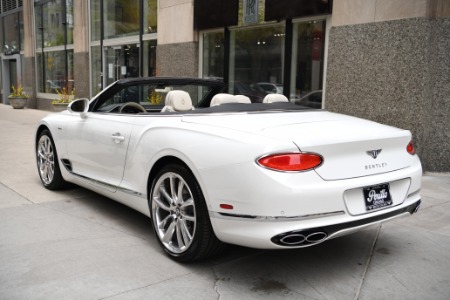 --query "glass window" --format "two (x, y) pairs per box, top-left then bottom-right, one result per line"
(291, 20), (325, 108)
(144, 0), (157, 34)
(202, 31), (224, 80)
(104, 0), (139, 39)
(35, 0), (75, 94)
(90, 0), (101, 41)
(4, 13), (20, 54)
(0, 16), (3, 51)
(35, 4), (43, 48)
(19, 12), (24, 51)
(229, 25), (285, 102)
(37, 50), (74, 93)
(66, 0), (74, 44)
(104, 44), (140, 87)
(143, 40), (157, 77)
(40, 0), (67, 47)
